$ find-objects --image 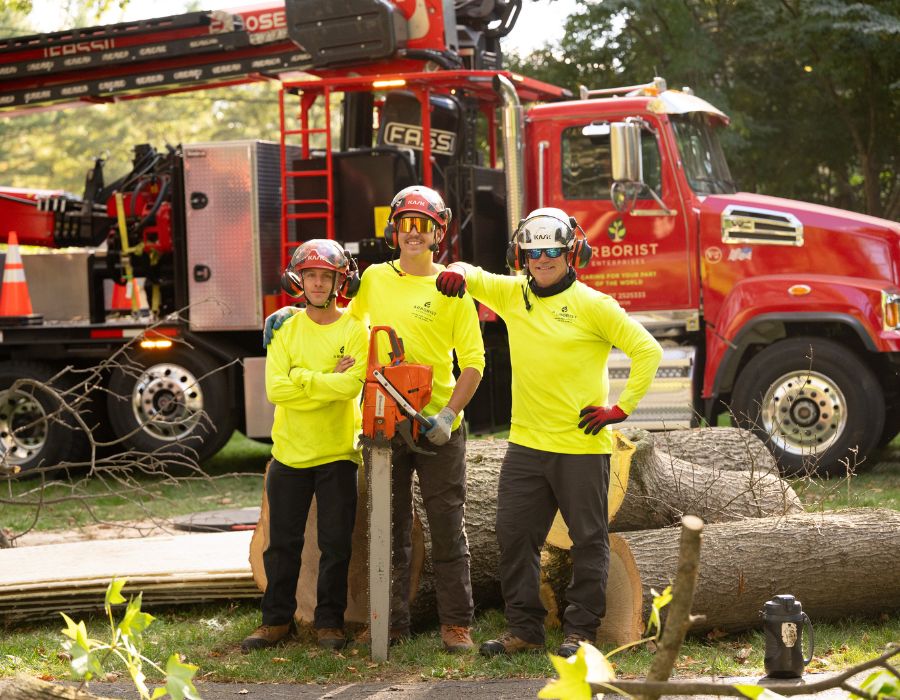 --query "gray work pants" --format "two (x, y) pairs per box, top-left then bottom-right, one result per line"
(387, 425), (473, 629)
(496, 442), (610, 644)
